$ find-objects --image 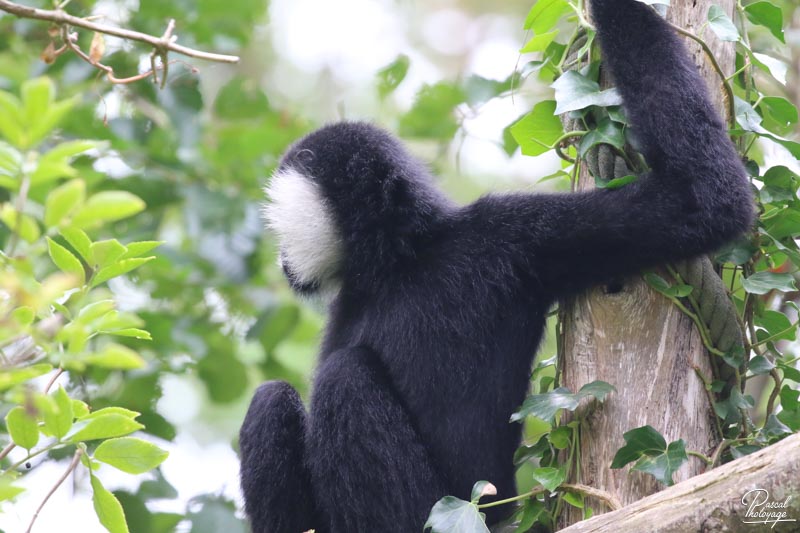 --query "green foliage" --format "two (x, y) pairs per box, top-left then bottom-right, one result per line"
(610, 426), (688, 486)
